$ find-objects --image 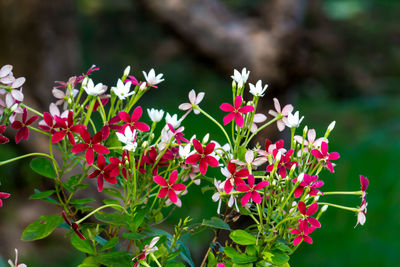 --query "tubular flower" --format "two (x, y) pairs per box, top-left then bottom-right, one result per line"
(0, 191), (10, 207)
(118, 106), (150, 133)
(220, 96), (254, 128)
(71, 129), (109, 165)
(147, 108), (164, 122)
(52, 111), (86, 144)
(290, 219), (316, 246)
(292, 174), (324, 198)
(298, 201), (321, 228)
(311, 141), (340, 173)
(185, 139), (219, 175)
(153, 170), (186, 204)
(268, 98), (293, 132)
(10, 108), (39, 144)
(237, 174), (269, 206)
(221, 161), (248, 193)
(88, 154), (119, 192)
